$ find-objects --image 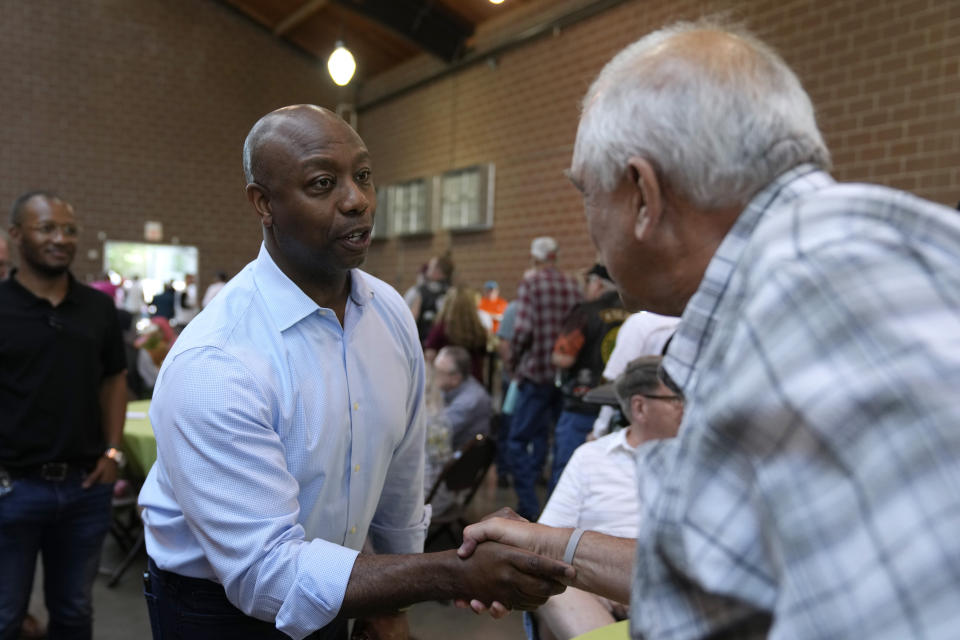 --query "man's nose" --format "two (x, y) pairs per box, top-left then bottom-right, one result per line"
(340, 181), (370, 216)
